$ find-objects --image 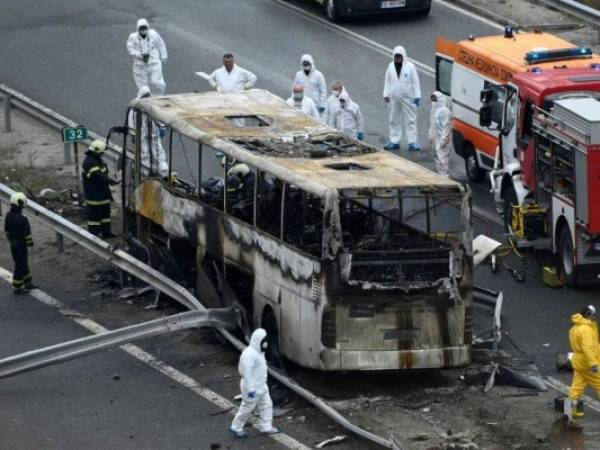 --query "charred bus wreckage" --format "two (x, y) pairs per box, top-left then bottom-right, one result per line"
(123, 89), (474, 371)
